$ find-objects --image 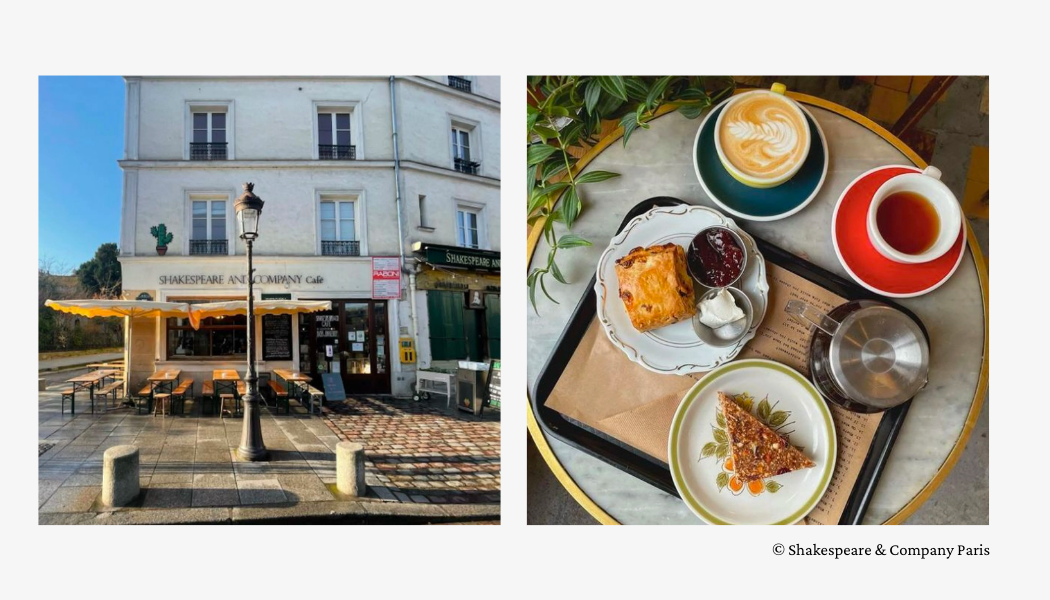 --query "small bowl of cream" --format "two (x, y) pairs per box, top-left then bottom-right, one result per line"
(692, 286), (753, 347)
